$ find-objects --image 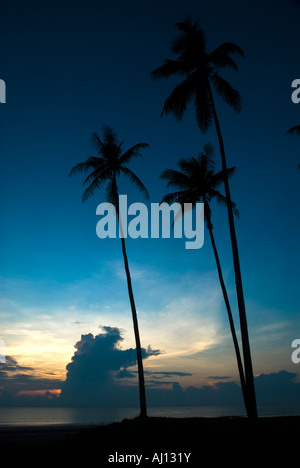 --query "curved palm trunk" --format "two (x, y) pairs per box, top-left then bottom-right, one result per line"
(117, 205), (147, 418)
(207, 81), (258, 419)
(206, 215), (248, 413)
